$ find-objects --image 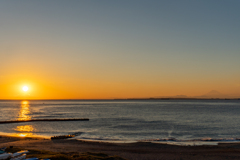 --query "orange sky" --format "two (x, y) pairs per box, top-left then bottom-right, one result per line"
(1, 70), (239, 99)
(0, 1), (240, 99)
